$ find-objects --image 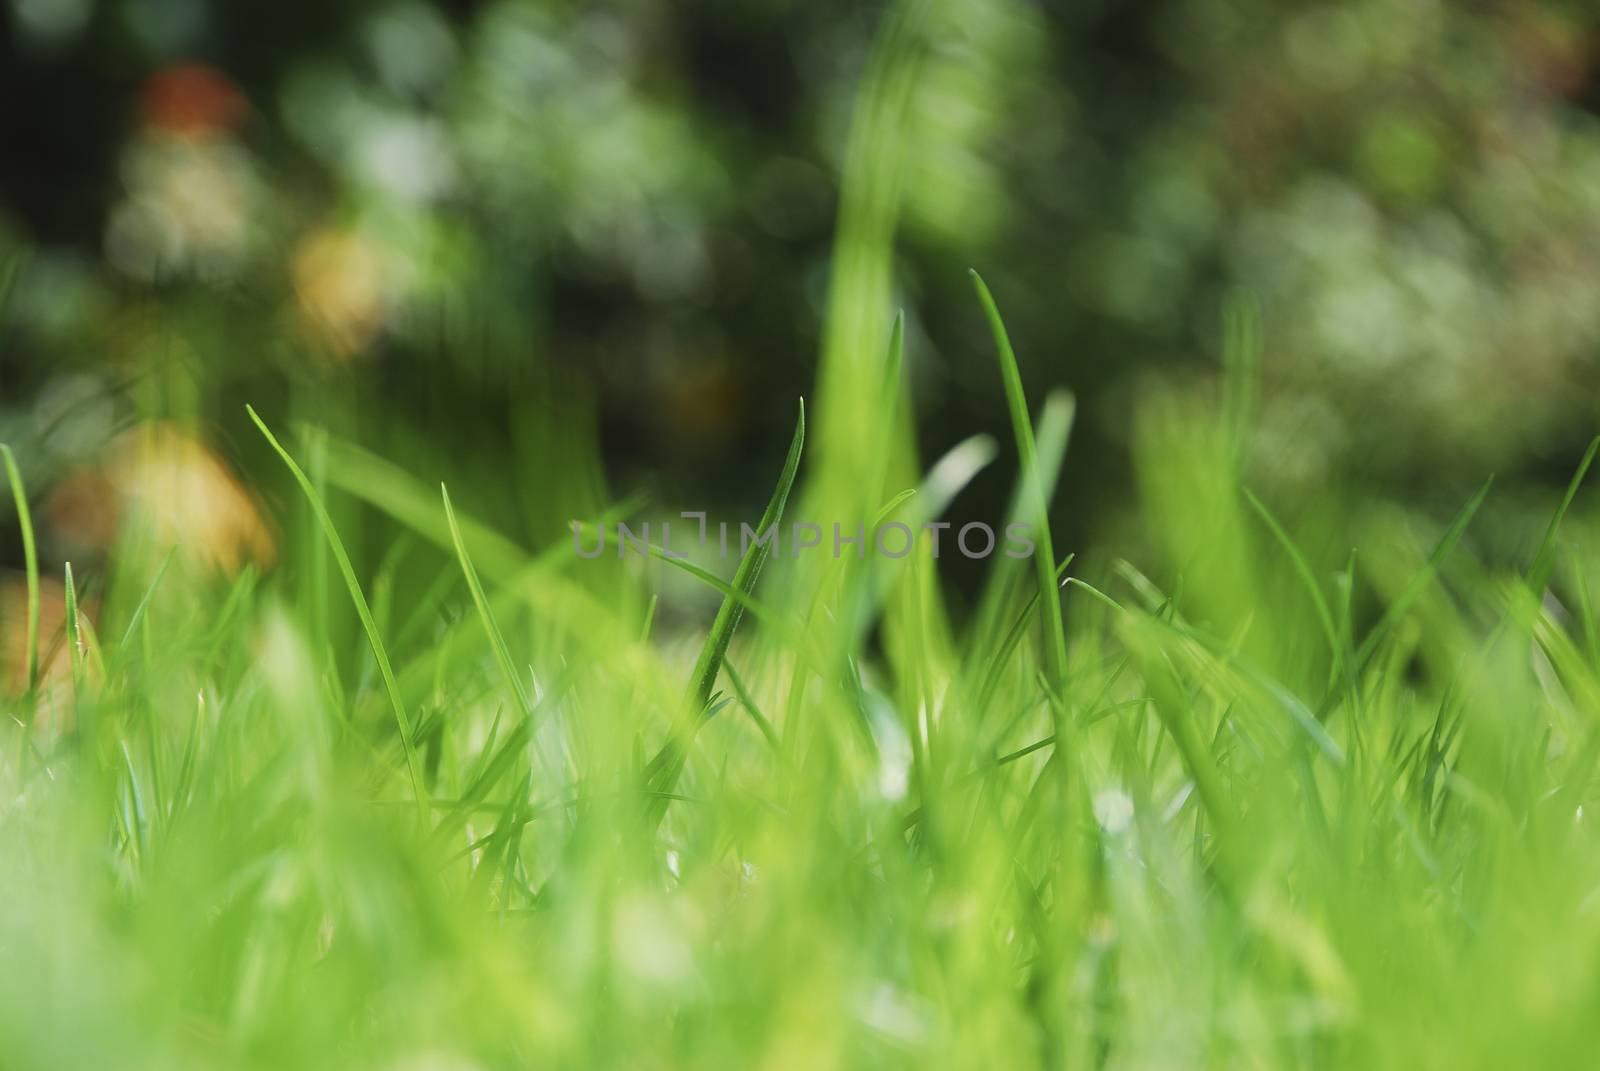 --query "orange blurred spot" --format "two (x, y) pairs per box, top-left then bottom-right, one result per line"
(46, 423), (275, 576)
(0, 573), (76, 697)
(141, 63), (248, 138)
